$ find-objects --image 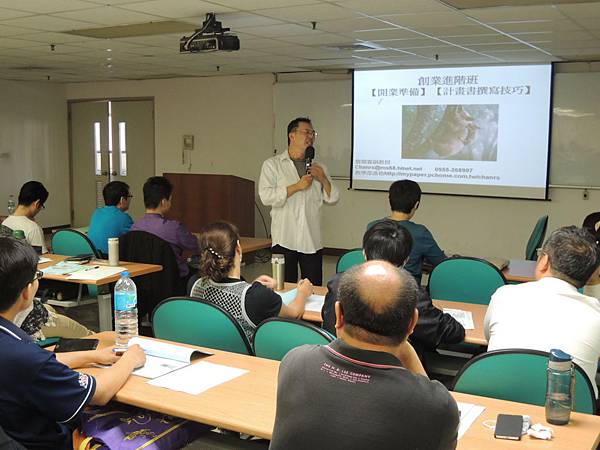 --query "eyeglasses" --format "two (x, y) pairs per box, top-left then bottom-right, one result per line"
(33, 270), (44, 282)
(296, 129), (318, 137)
